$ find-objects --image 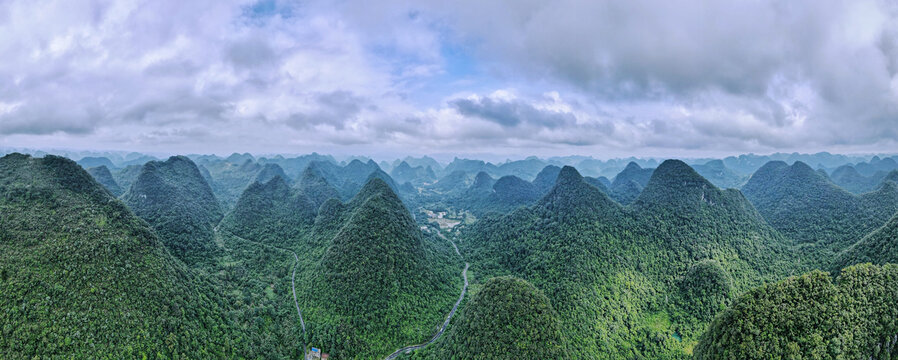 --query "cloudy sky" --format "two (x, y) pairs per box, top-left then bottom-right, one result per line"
(1, 0), (898, 158)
